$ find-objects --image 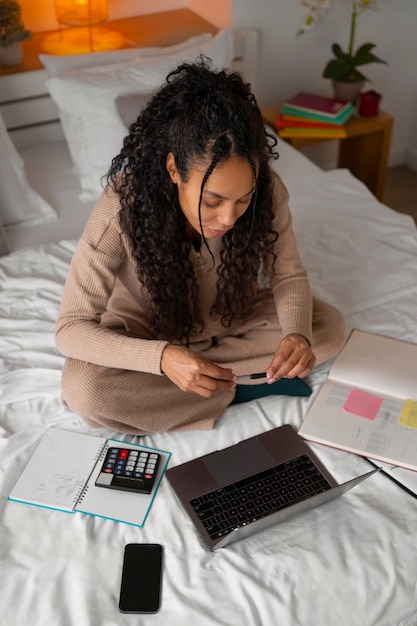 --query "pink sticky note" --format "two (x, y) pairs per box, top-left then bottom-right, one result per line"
(343, 388), (383, 420)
